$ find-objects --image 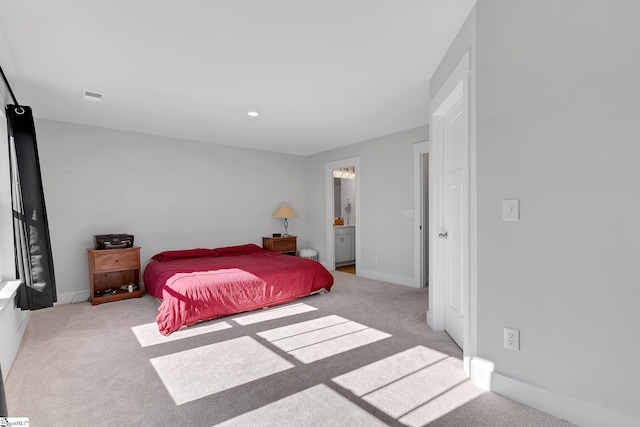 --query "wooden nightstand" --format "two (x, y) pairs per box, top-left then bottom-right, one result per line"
(87, 246), (143, 305)
(262, 236), (297, 255)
